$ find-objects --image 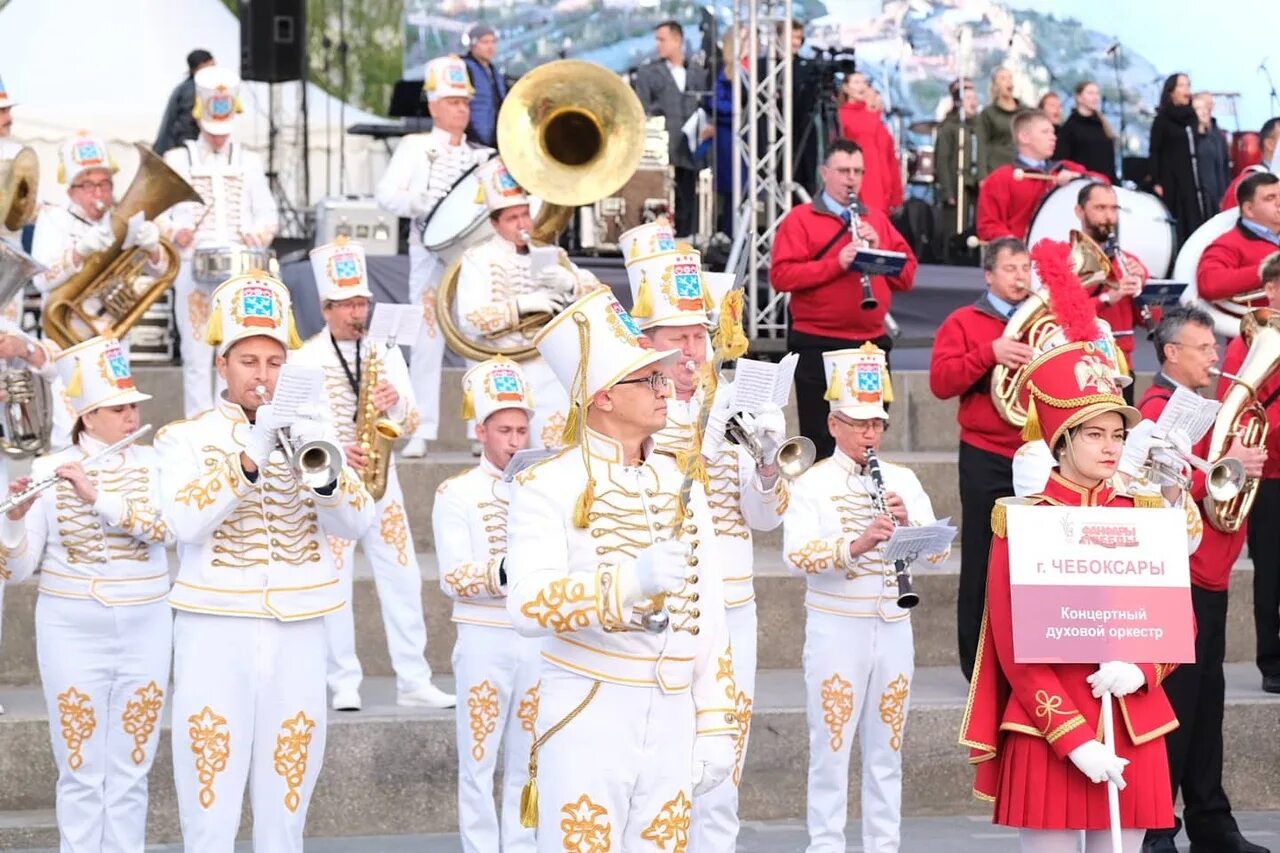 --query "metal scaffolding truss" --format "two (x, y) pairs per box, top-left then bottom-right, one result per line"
(729, 0), (794, 347)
